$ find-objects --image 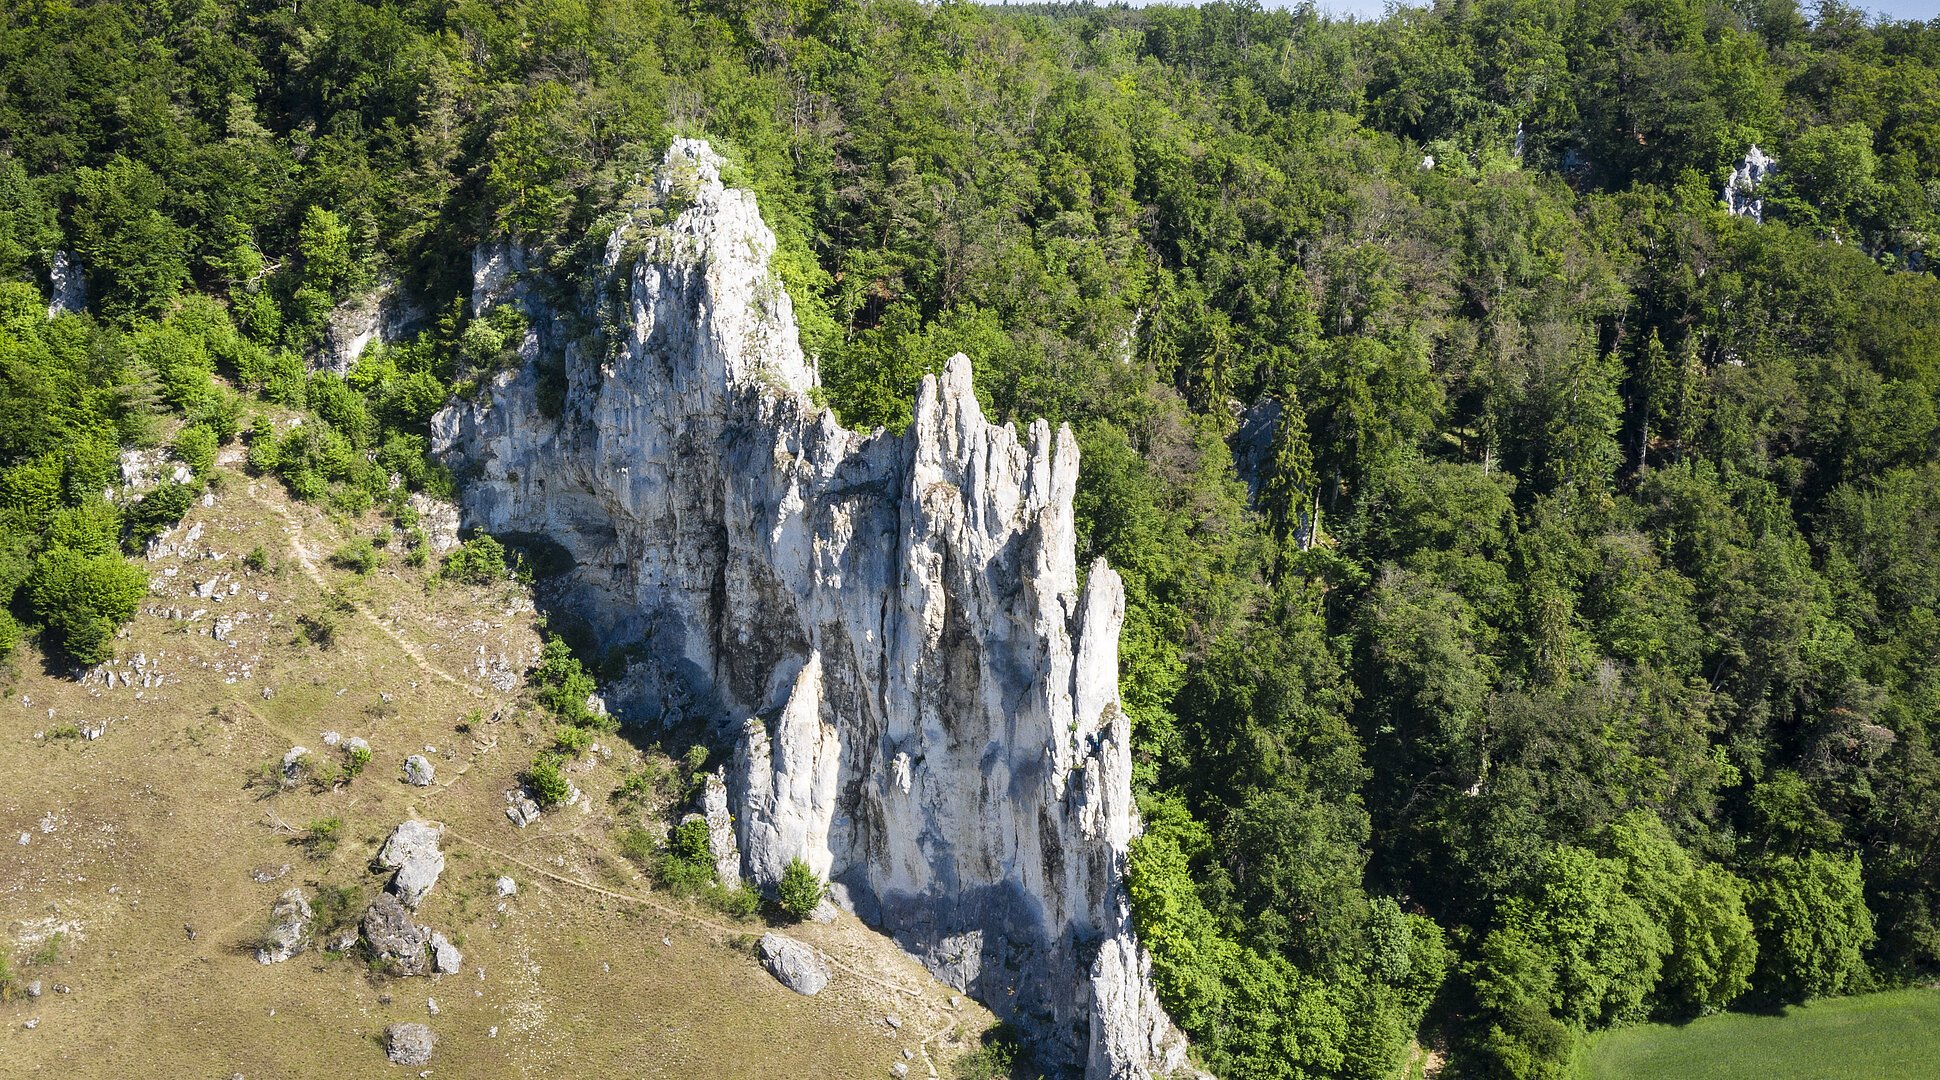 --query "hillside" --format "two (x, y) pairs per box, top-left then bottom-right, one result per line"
(0, 459), (999, 1078)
